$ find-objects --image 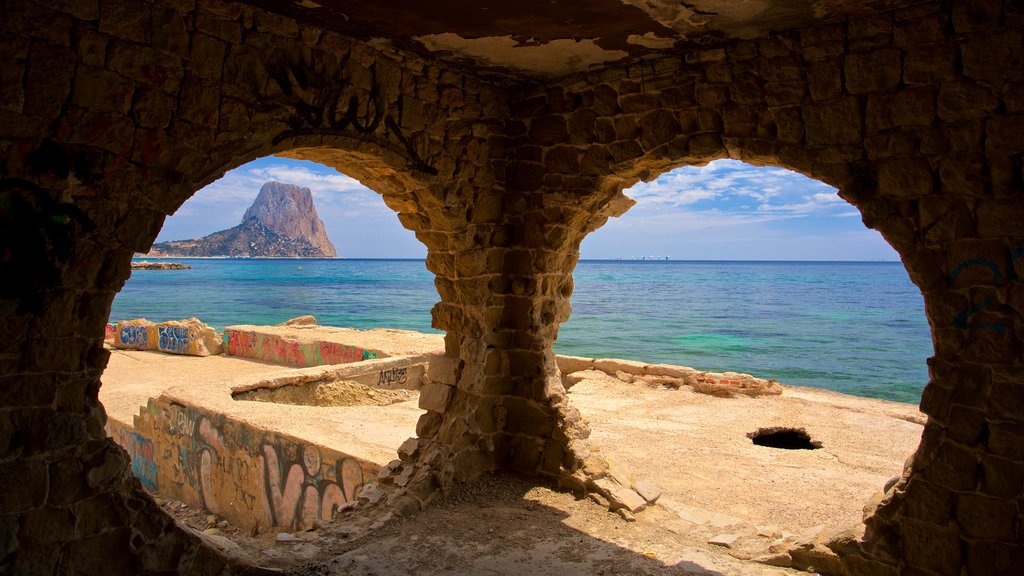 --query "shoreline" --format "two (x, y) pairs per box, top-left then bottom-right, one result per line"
(99, 332), (923, 573)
